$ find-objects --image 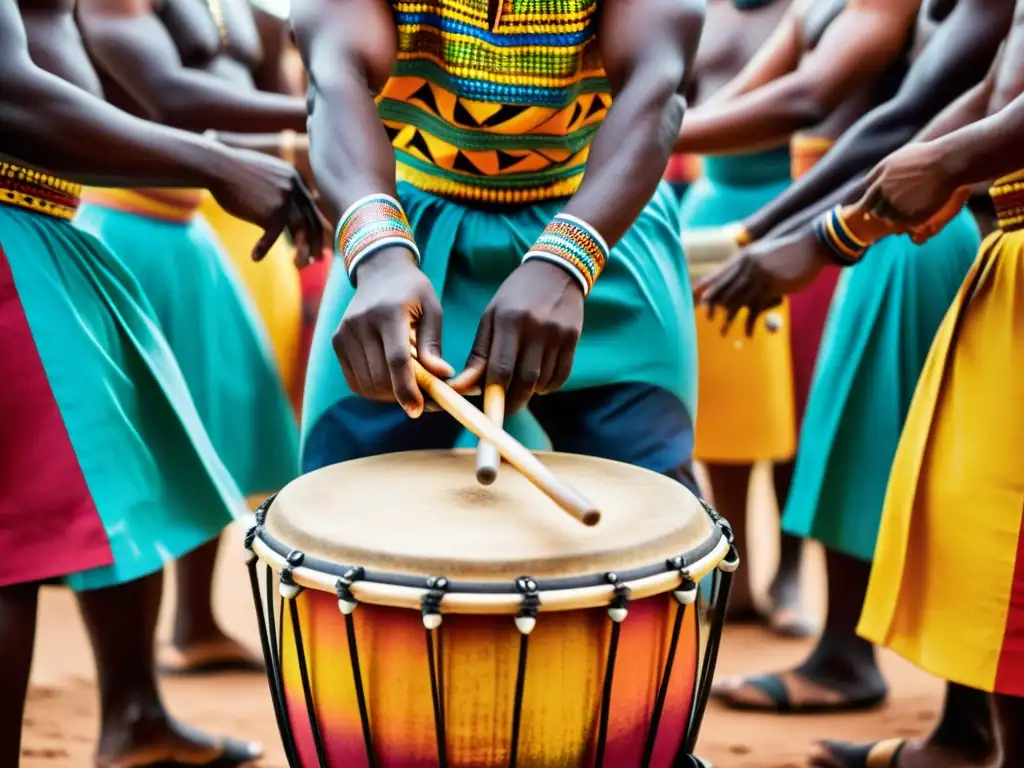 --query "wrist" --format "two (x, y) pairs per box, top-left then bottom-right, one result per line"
(523, 213), (609, 297)
(336, 193), (421, 284)
(352, 246), (419, 284)
(932, 136), (974, 189)
(812, 205), (869, 267)
(195, 138), (247, 195)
